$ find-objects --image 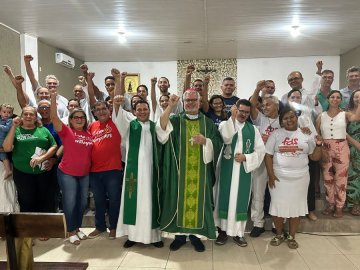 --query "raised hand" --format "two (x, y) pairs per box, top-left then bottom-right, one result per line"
(14, 75), (24, 85)
(111, 68), (121, 78)
(316, 60), (323, 74)
(113, 95), (125, 106)
(256, 80), (267, 92)
(151, 77), (157, 85)
(204, 75), (210, 85)
(186, 64), (195, 76)
(24, 55), (34, 62)
(80, 64), (88, 74)
(121, 72), (127, 79)
(230, 104), (238, 120)
(3, 65), (12, 75)
(169, 94), (180, 108)
(87, 72), (95, 80)
(12, 117), (22, 127)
